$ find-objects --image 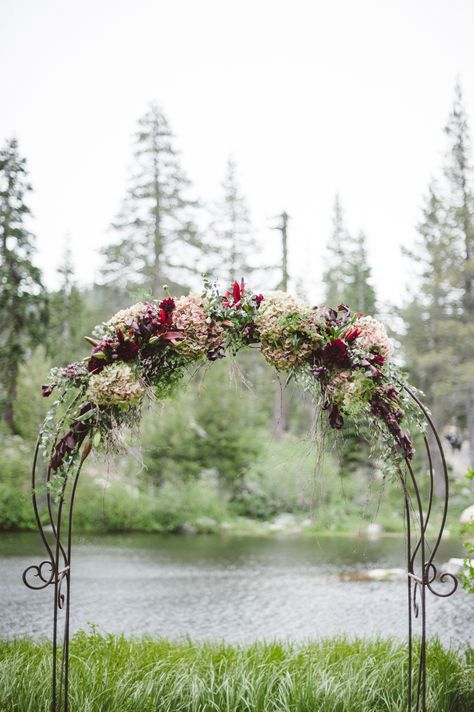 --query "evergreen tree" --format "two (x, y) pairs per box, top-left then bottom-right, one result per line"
(323, 195), (348, 307)
(208, 158), (255, 284)
(344, 231), (377, 314)
(399, 182), (464, 494)
(323, 196), (377, 314)
(400, 184), (460, 411)
(0, 138), (46, 431)
(47, 245), (91, 364)
(442, 82), (474, 466)
(101, 104), (203, 299)
(323, 197), (377, 473)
